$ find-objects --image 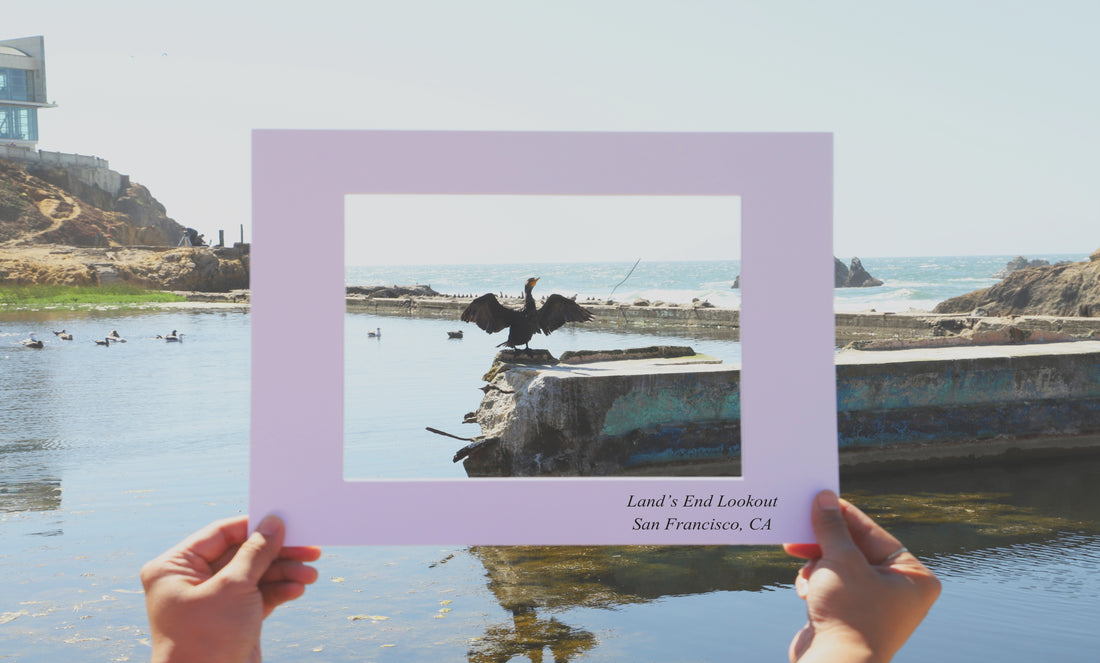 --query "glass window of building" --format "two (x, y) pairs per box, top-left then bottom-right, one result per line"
(0, 106), (38, 141)
(0, 69), (32, 101)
